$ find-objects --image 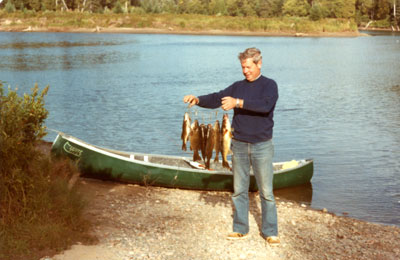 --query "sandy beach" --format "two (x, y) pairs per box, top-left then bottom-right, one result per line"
(40, 177), (400, 260)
